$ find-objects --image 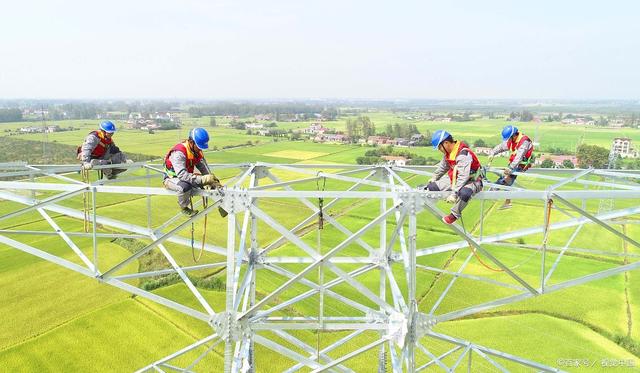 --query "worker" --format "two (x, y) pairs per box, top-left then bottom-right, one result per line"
(425, 130), (483, 225)
(488, 125), (535, 209)
(78, 121), (130, 179)
(163, 127), (222, 216)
